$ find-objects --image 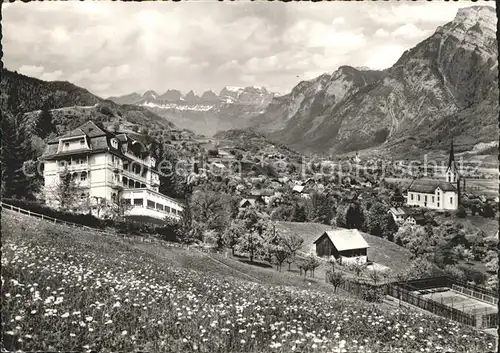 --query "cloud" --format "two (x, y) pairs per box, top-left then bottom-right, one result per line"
(3, 1), (488, 97)
(363, 44), (407, 70)
(18, 65), (44, 77)
(39, 70), (63, 81)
